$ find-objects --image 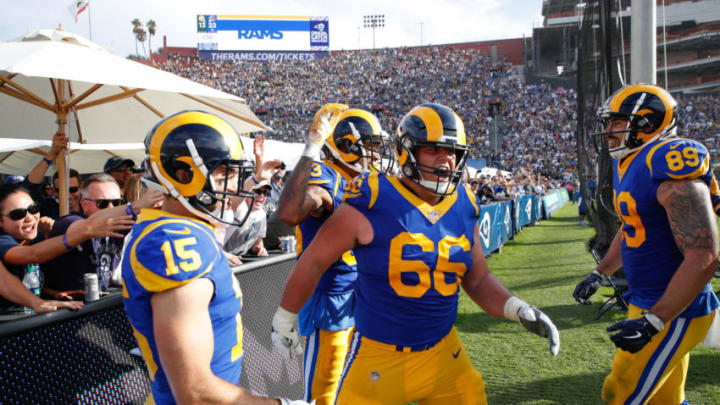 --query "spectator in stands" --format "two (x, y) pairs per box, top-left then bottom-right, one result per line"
(0, 261), (83, 313)
(103, 156), (135, 192)
(469, 179), (479, 194)
(0, 183), (131, 307)
(265, 161), (286, 217)
(223, 180), (270, 257)
(43, 174), (160, 297)
(122, 173), (144, 203)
